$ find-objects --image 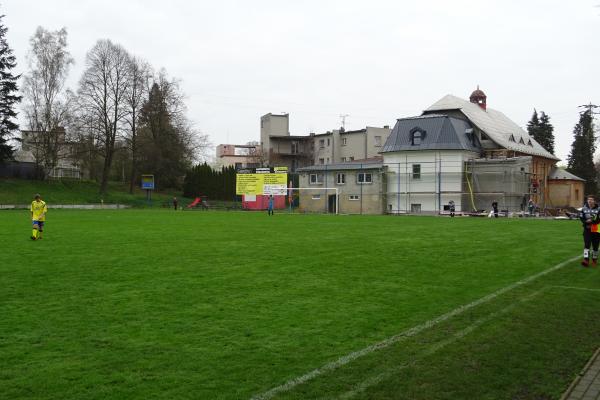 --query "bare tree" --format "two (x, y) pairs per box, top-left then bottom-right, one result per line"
(246, 141), (268, 167)
(21, 26), (74, 177)
(124, 56), (151, 193)
(78, 39), (130, 195)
